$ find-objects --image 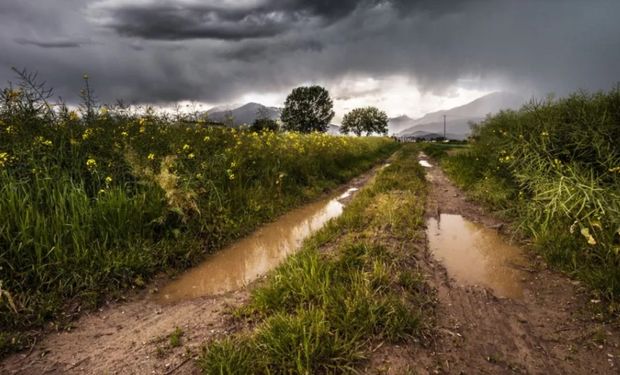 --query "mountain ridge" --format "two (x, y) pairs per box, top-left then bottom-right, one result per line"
(390, 92), (525, 138)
